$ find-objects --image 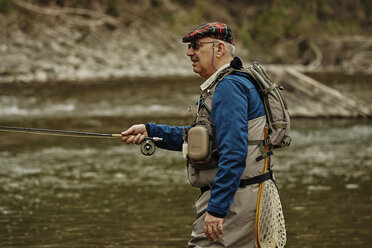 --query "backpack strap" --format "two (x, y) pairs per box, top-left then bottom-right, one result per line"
(205, 66), (237, 93)
(262, 83), (278, 94)
(248, 139), (273, 162)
